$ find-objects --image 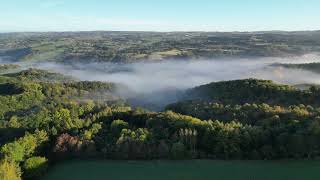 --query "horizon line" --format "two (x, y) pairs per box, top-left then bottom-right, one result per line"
(1, 29), (320, 34)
